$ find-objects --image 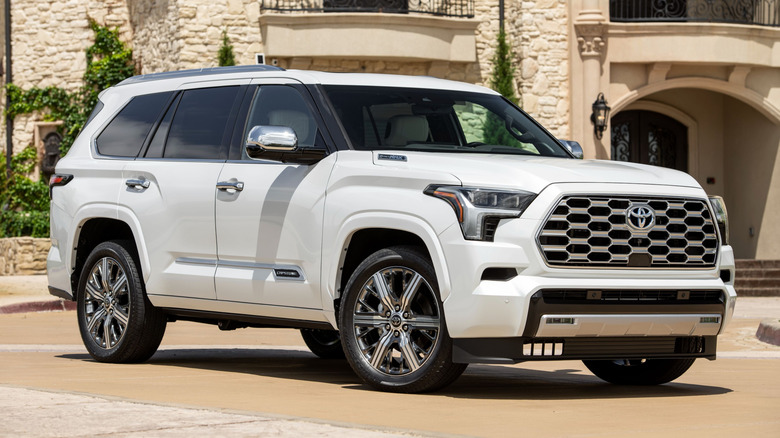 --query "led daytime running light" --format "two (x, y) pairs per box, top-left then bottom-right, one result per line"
(425, 185), (537, 241)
